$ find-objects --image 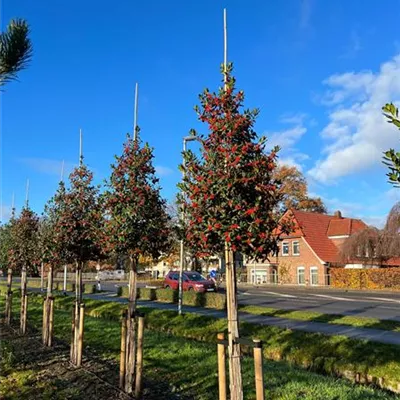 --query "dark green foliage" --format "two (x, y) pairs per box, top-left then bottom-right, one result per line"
(0, 19), (32, 86)
(382, 103), (400, 186)
(10, 207), (40, 275)
(179, 64), (288, 259)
